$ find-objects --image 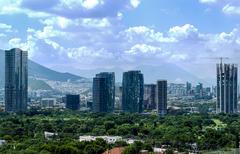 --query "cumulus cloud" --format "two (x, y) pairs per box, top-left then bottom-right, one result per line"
(8, 36), (38, 58)
(0, 23), (15, 33)
(199, 0), (240, 16)
(222, 4), (240, 15)
(9, 21), (240, 70)
(199, 0), (218, 4)
(168, 24), (200, 41)
(125, 44), (163, 55)
(0, 0), (141, 19)
(1, 0), (240, 79)
(19, 0), (141, 18)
